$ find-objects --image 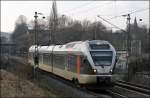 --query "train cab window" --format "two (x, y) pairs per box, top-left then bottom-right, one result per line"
(80, 56), (93, 74)
(43, 53), (51, 65)
(53, 54), (65, 69)
(68, 55), (76, 72)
